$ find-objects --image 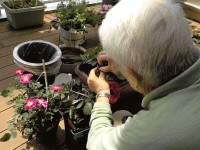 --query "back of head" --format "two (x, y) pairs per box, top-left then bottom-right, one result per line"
(99, 0), (199, 91)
